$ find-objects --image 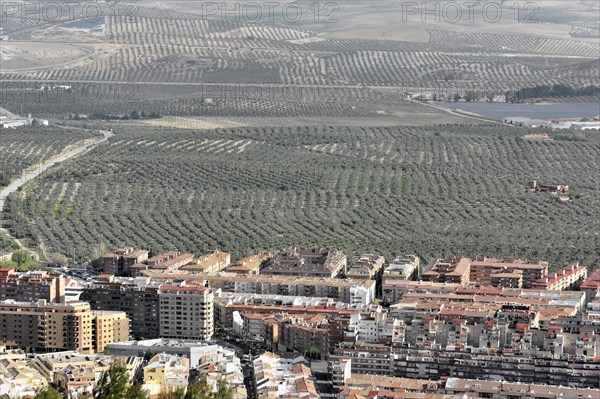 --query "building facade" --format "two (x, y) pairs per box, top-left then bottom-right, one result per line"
(80, 275), (160, 339)
(0, 269), (65, 303)
(102, 248), (149, 275)
(0, 300), (128, 353)
(158, 284), (214, 340)
(262, 247), (347, 278)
